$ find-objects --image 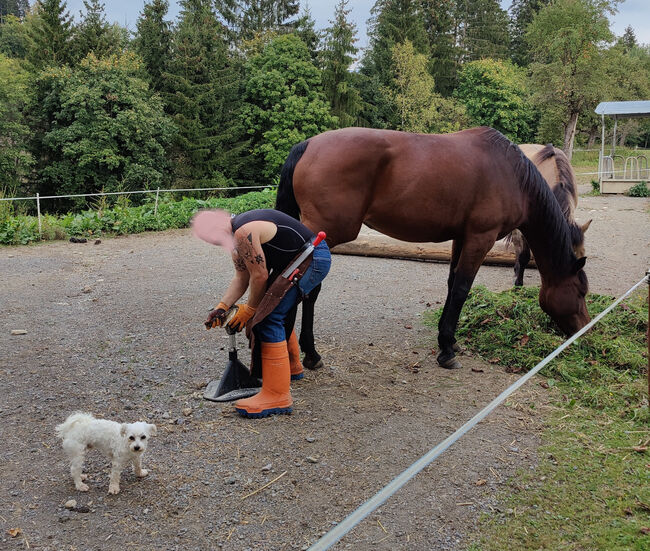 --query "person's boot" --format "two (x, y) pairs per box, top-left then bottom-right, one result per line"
(287, 330), (304, 381)
(235, 341), (293, 418)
